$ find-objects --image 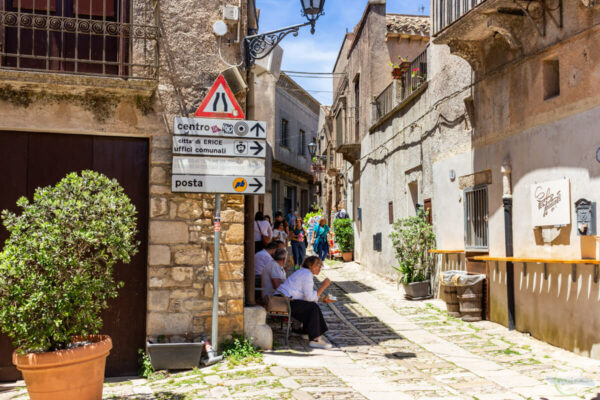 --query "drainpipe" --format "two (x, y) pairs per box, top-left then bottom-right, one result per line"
(501, 159), (515, 330)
